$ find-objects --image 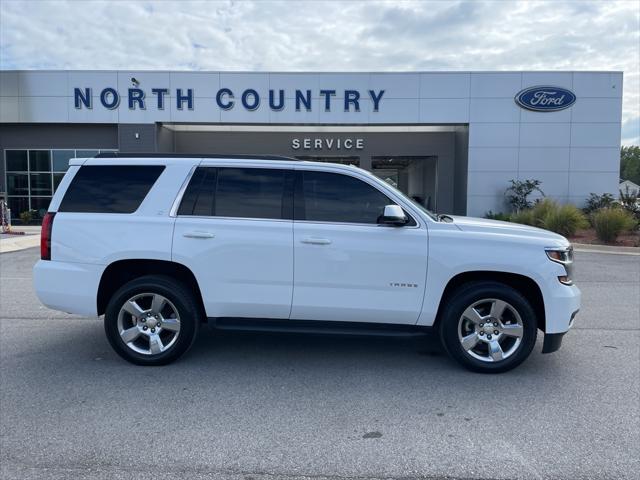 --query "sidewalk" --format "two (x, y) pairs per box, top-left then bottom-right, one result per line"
(0, 226), (41, 254)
